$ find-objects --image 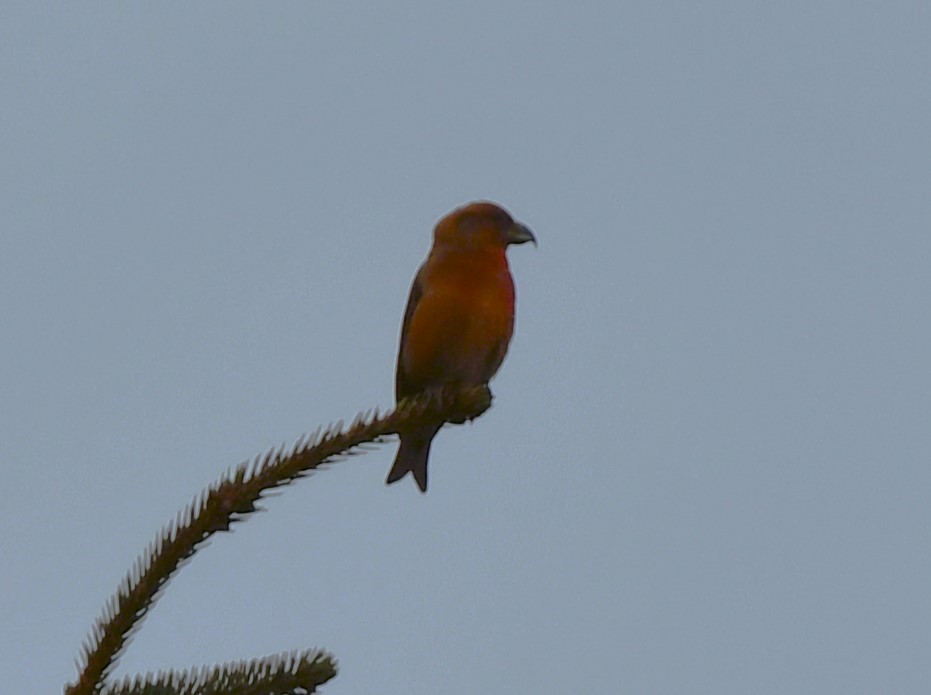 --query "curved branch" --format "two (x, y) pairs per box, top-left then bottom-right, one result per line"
(66, 386), (492, 695)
